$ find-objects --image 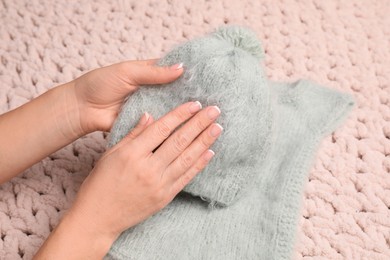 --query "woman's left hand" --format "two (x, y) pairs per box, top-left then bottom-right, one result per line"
(69, 59), (183, 134)
(0, 59), (183, 182)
